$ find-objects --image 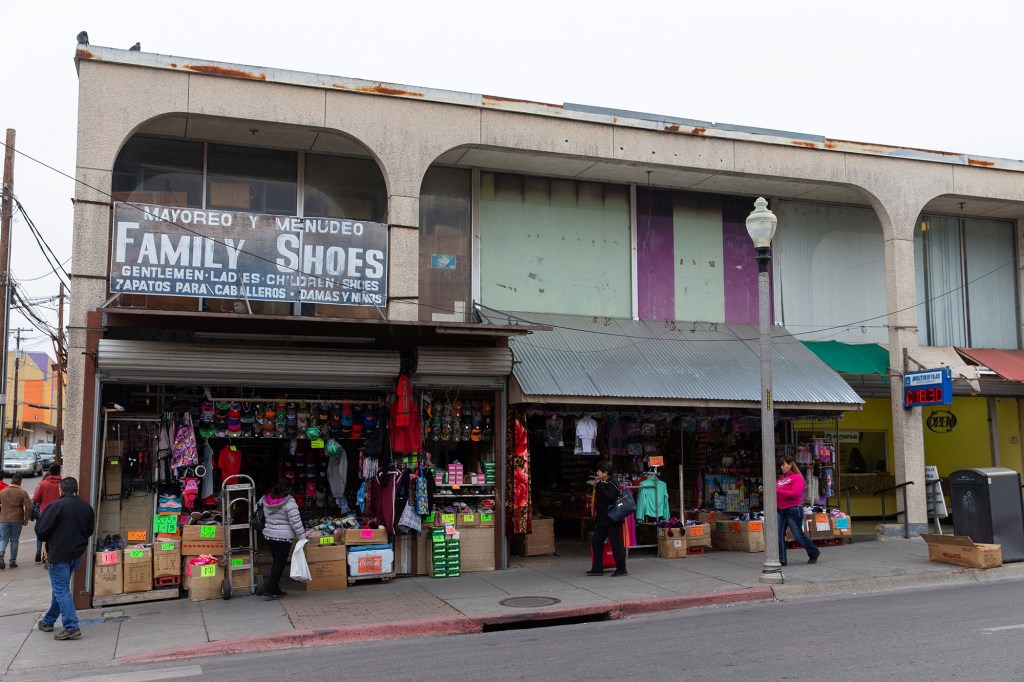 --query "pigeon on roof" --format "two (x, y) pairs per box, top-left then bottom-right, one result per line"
(129, 42), (141, 51)
(77, 31), (89, 46)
